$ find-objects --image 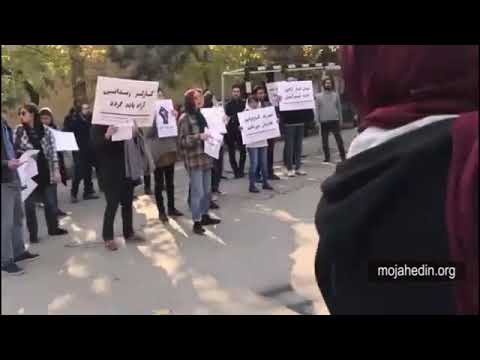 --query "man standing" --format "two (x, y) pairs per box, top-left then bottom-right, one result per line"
(2, 116), (39, 275)
(315, 78), (346, 163)
(224, 84), (247, 178)
(65, 103), (100, 203)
